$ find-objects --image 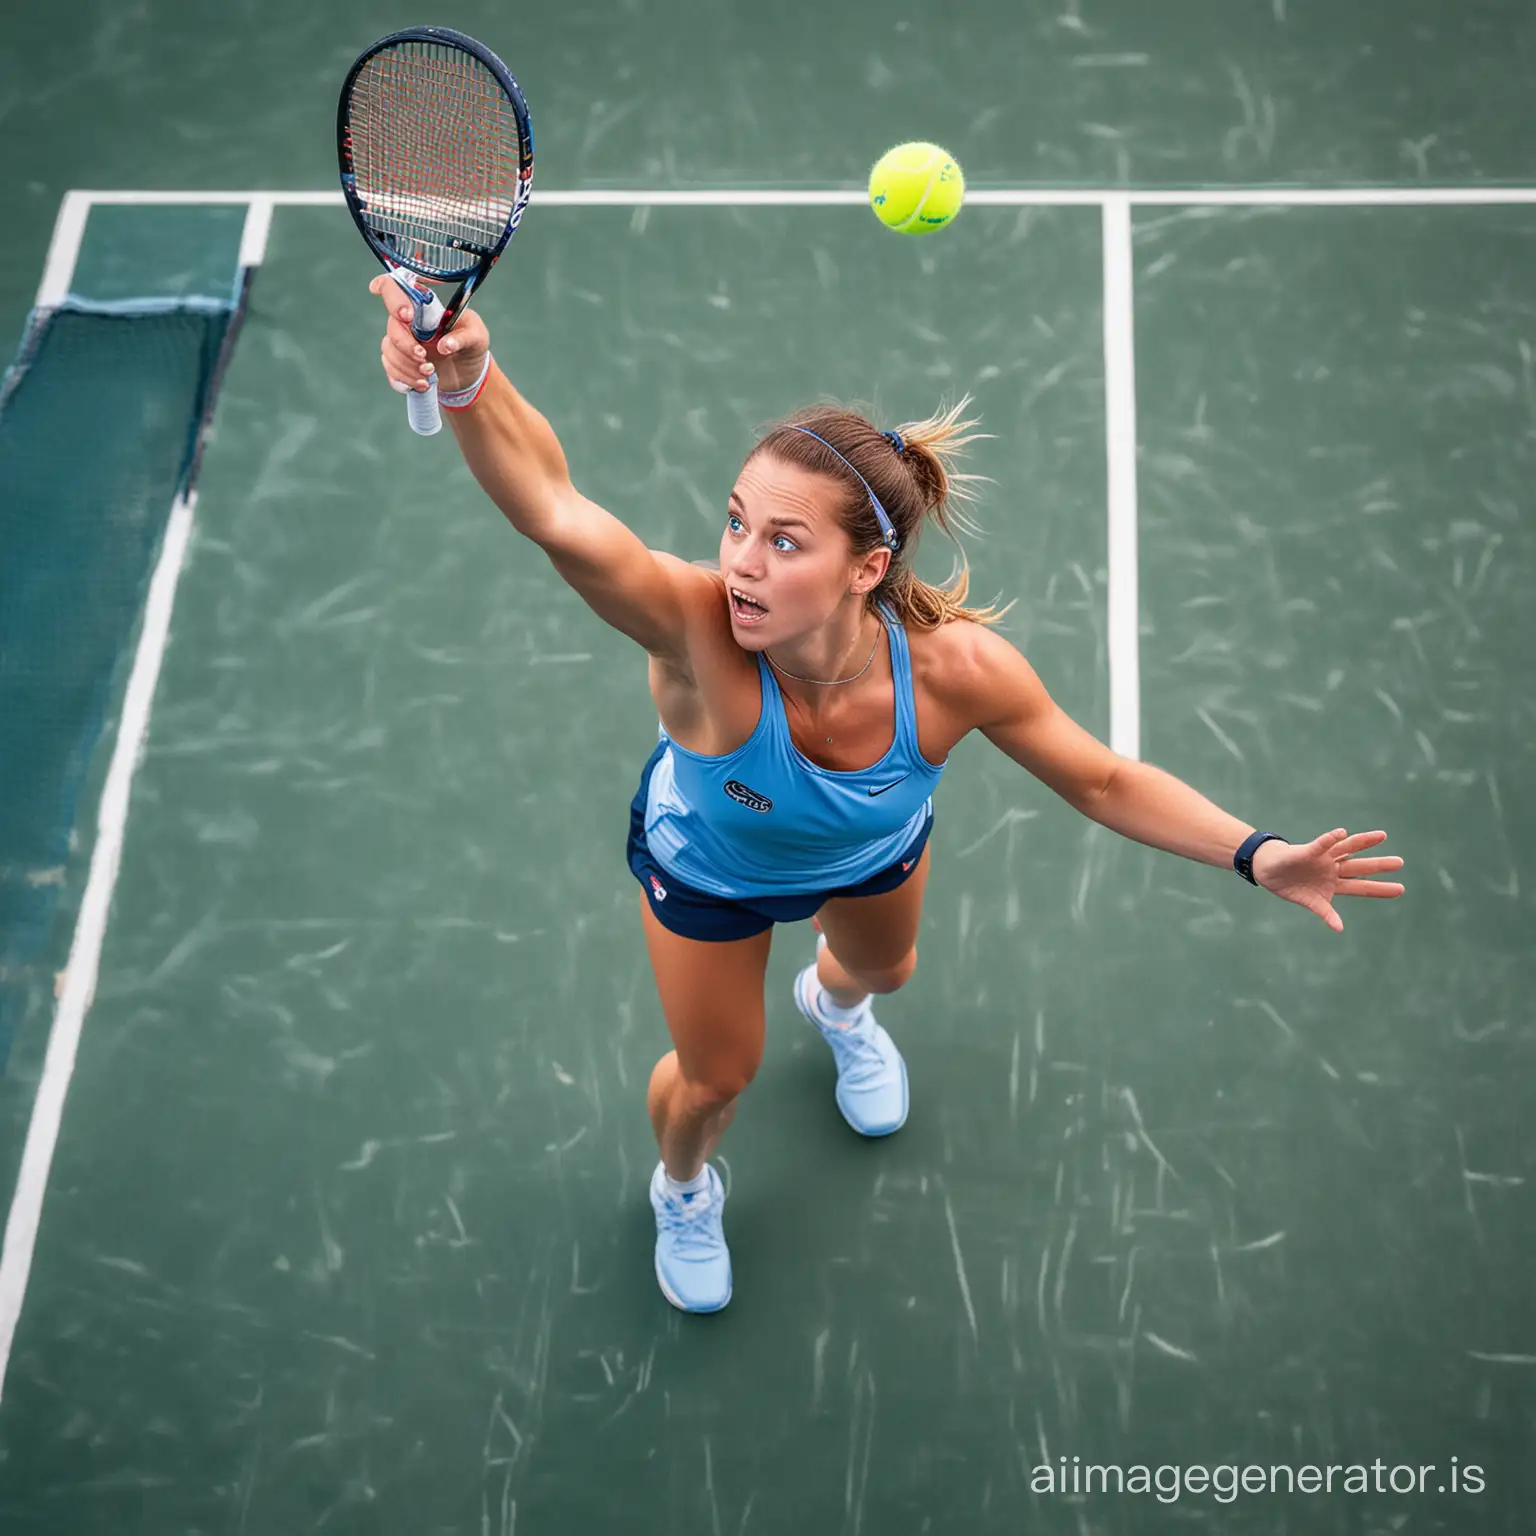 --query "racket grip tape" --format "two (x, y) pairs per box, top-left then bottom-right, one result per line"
(407, 374), (441, 435)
